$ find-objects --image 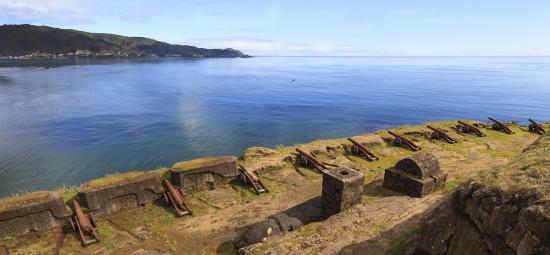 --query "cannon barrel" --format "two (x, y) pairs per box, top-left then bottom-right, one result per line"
(388, 131), (421, 150)
(528, 118), (546, 134)
(488, 117), (500, 124)
(163, 180), (184, 207)
(488, 117), (513, 134)
(347, 138), (378, 160)
(296, 148), (326, 171)
(426, 125), (439, 132)
(73, 200), (93, 233)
